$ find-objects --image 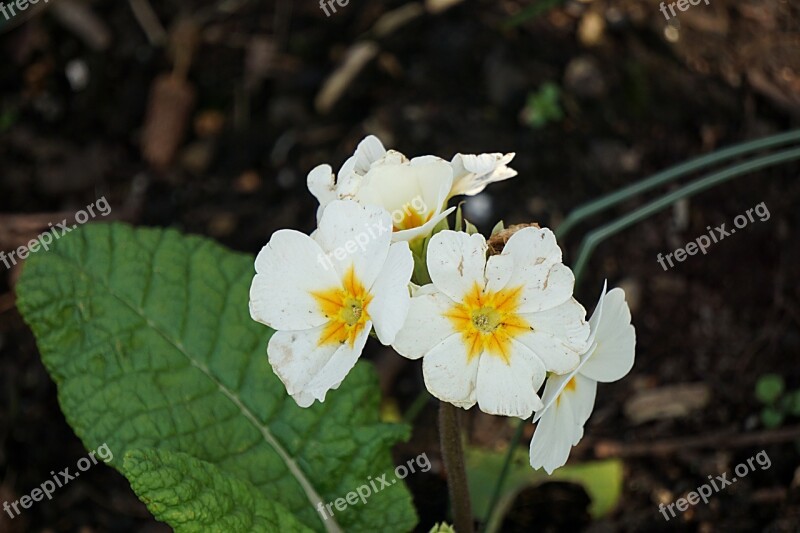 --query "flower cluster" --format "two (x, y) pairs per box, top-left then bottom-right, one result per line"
(249, 136), (636, 473)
